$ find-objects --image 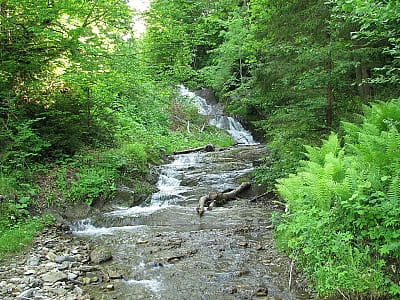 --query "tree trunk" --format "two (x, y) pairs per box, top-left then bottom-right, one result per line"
(173, 144), (215, 155)
(196, 182), (251, 216)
